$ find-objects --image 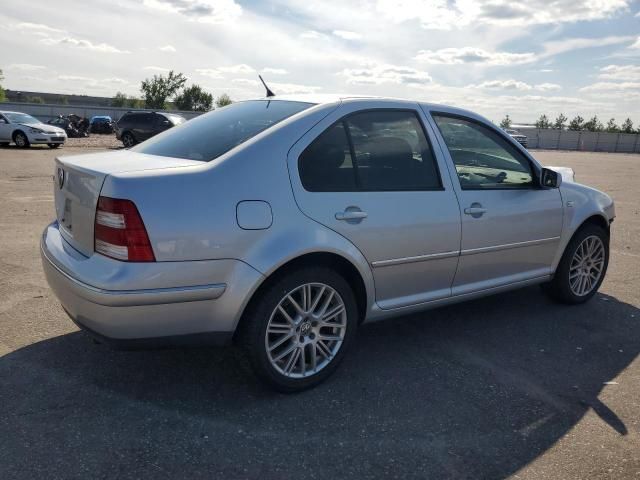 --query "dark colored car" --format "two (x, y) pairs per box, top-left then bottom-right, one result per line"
(90, 115), (115, 134)
(115, 111), (186, 147)
(504, 128), (528, 148)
